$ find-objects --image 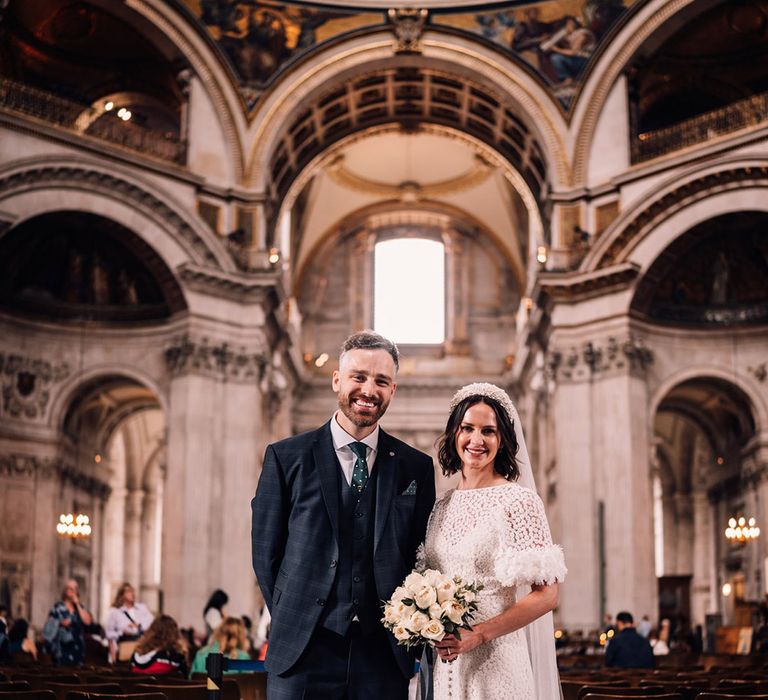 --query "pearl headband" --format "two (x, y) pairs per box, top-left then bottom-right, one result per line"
(449, 382), (516, 422)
